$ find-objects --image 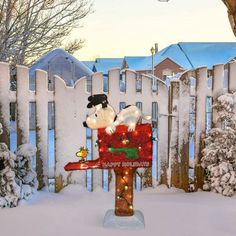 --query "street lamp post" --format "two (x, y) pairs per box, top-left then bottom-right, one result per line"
(150, 46), (155, 90)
